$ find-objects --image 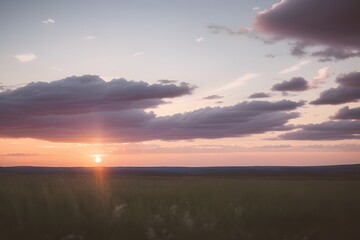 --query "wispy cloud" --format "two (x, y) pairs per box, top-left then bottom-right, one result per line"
(202, 95), (223, 100)
(133, 52), (144, 57)
(279, 60), (311, 75)
(195, 37), (204, 42)
(1, 153), (40, 157)
(84, 36), (96, 40)
(208, 25), (250, 35)
(14, 53), (37, 62)
(157, 79), (177, 84)
(42, 18), (55, 24)
(216, 73), (259, 92)
(253, 6), (260, 11)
